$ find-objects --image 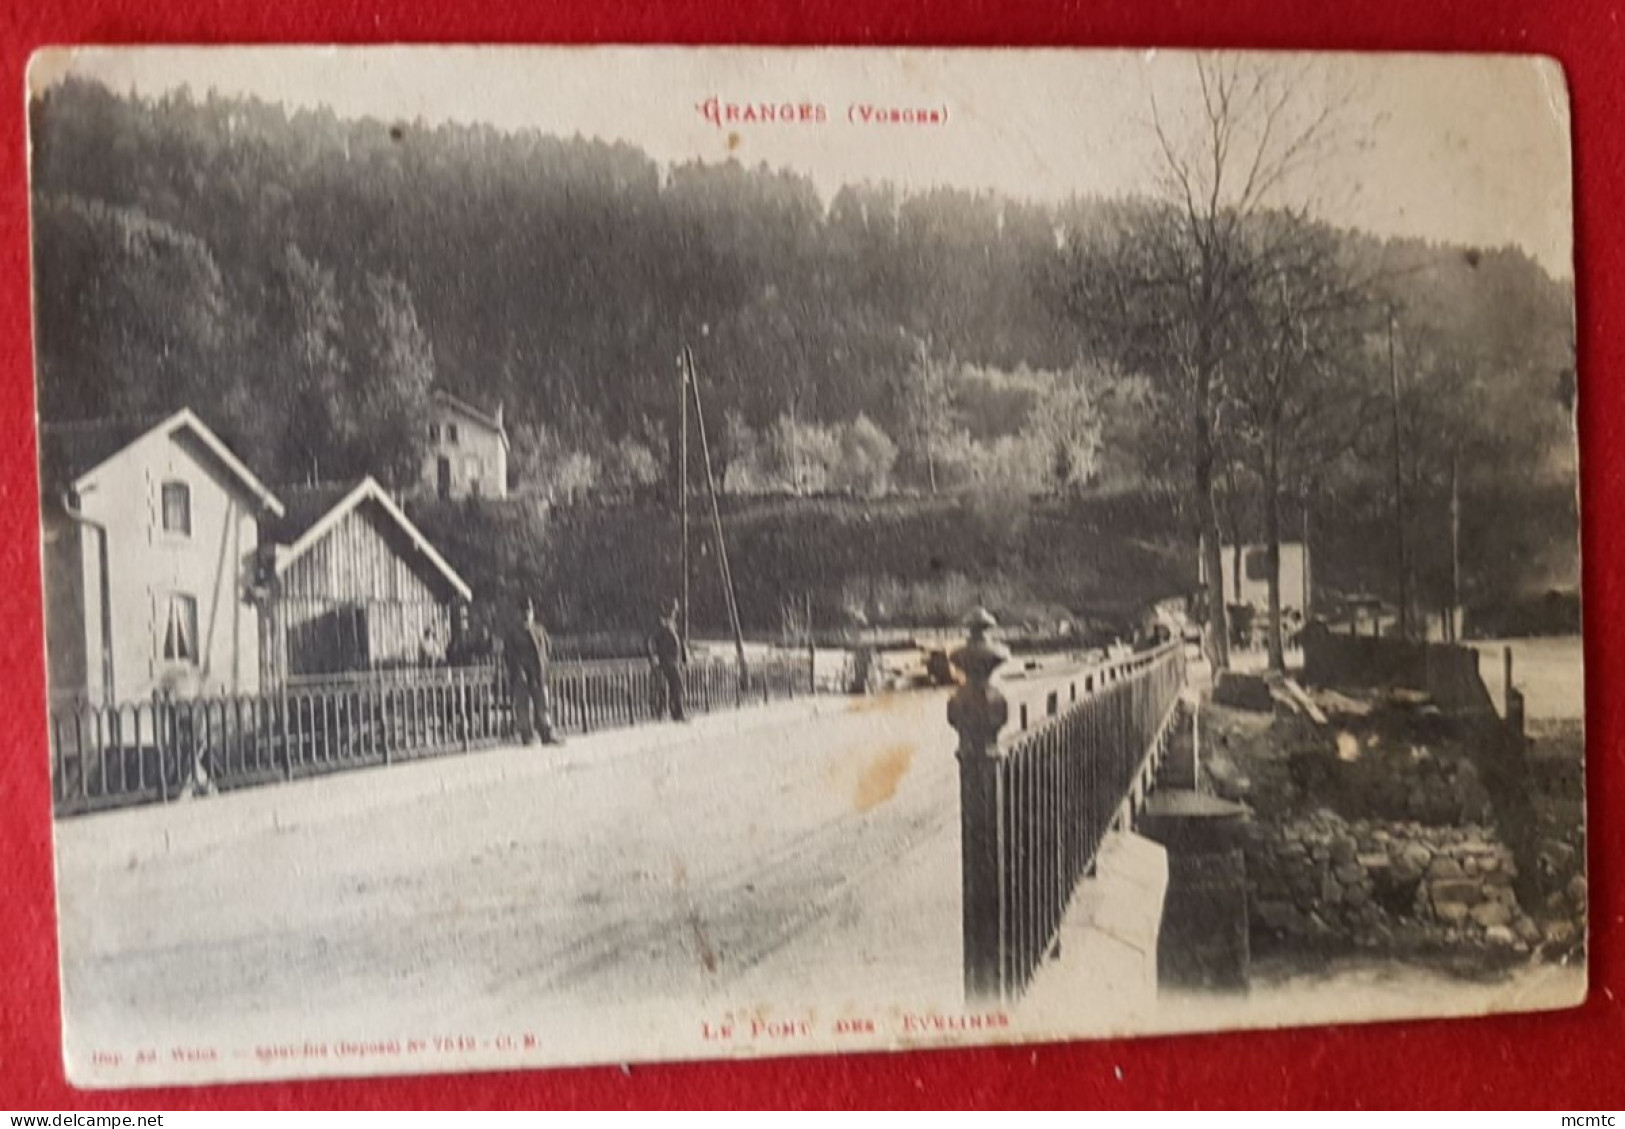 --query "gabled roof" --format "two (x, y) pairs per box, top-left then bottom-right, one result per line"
(259, 481), (358, 547)
(432, 390), (509, 448)
(39, 408), (284, 516)
(266, 476), (472, 602)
